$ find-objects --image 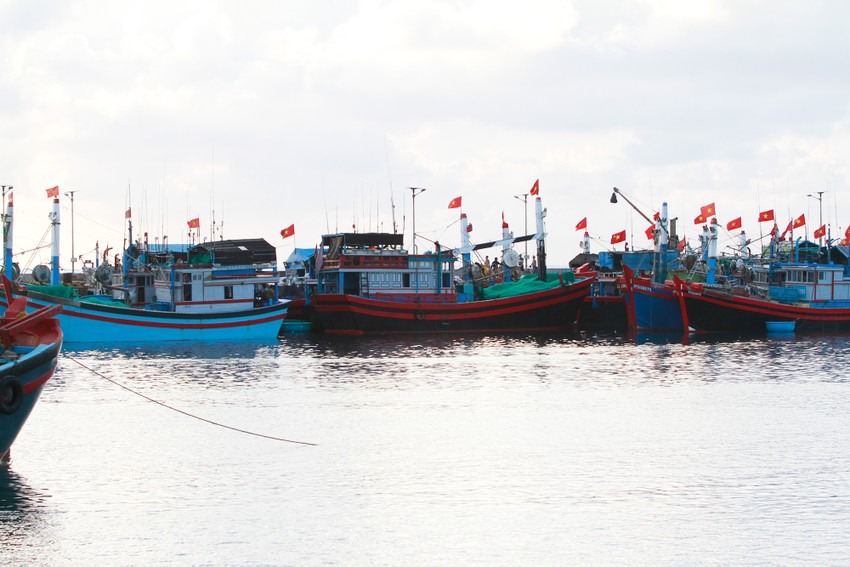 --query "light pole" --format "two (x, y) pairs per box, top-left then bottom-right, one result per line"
(807, 191), (825, 247)
(514, 193), (528, 266)
(409, 187), (426, 254)
(65, 190), (78, 277)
